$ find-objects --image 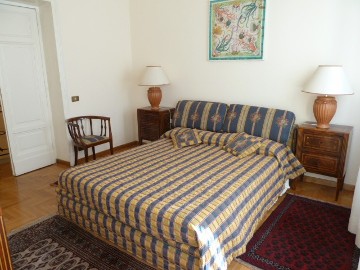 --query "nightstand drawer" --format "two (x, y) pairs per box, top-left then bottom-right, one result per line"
(301, 153), (338, 175)
(139, 122), (160, 140)
(140, 111), (160, 121)
(302, 133), (342, 153)
(139, 113), (159, 127)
